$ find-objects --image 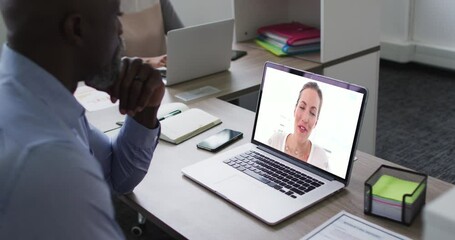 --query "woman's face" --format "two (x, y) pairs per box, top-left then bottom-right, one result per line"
(293, 88), (320, 142)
